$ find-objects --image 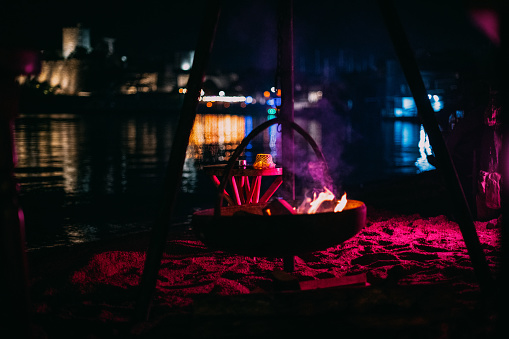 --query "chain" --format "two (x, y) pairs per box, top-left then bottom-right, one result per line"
(275, 0), (283, 129)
